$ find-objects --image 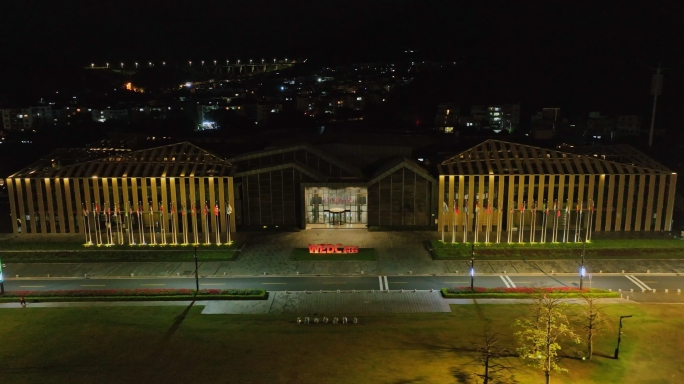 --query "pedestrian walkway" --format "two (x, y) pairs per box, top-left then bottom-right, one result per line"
(3, 230), (684, 278)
